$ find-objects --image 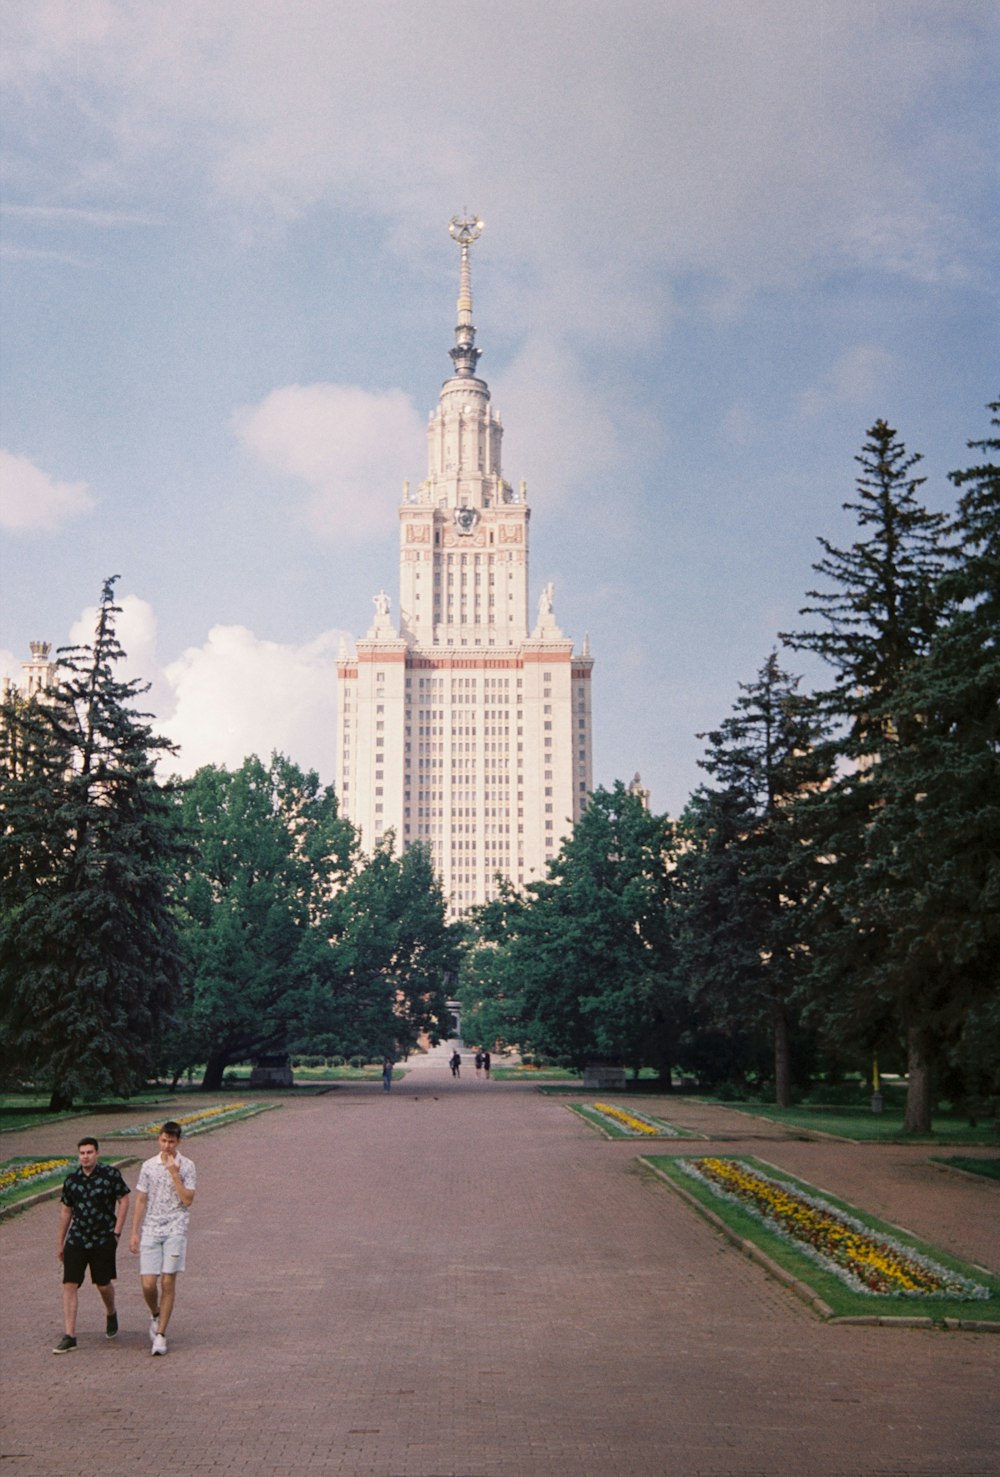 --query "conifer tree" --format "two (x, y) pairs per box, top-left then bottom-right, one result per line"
(859, 401), (1000, 1118)
(782, 420), (950, 1131)
(677, 653), (831, 1105)
(0, 577), (184, 1109)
